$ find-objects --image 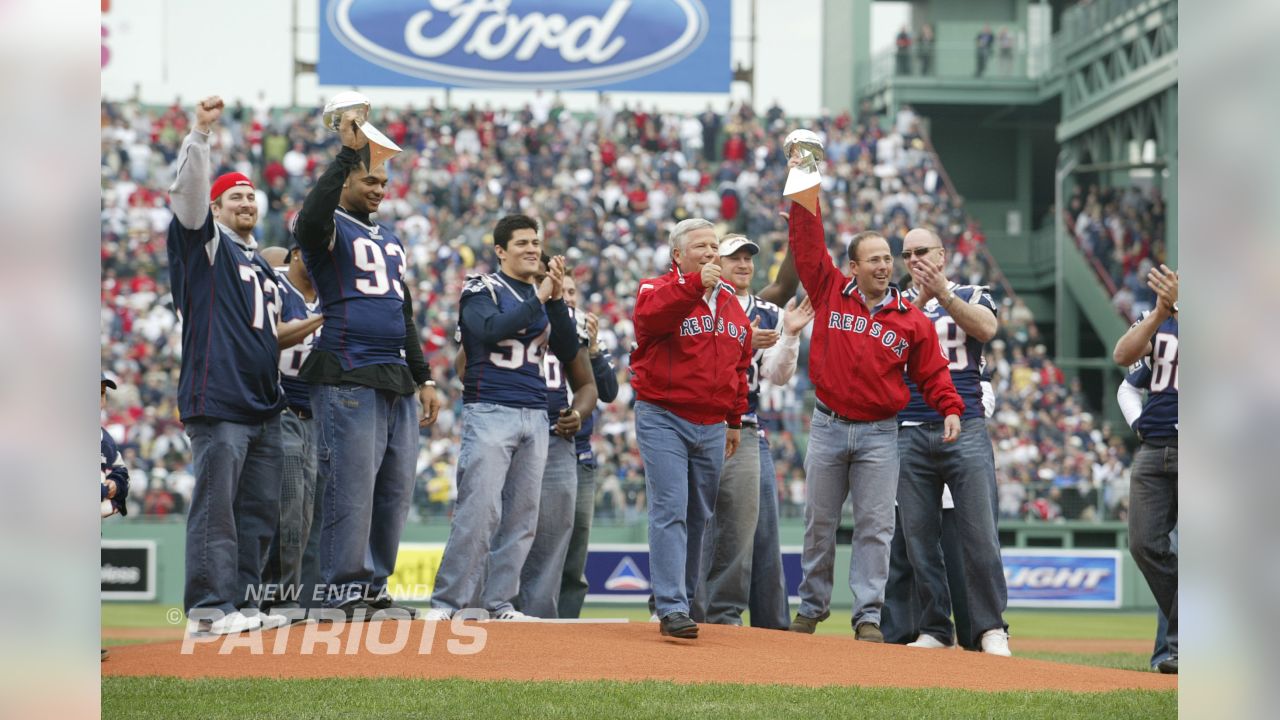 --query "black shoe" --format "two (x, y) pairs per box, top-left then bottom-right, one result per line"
(365, 595), (419, 619)
(322, 599), (375, 623)
(1157, 655), (1178, 674)
(660, 612), (698, 639)
(101, 648), (109, 662)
